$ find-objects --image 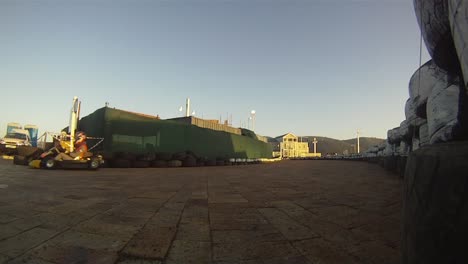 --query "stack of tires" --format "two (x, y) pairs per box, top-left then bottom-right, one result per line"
(12, 146), (44, 166)
(105, 151), (241, 168)
(402, 1), (468, 263)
